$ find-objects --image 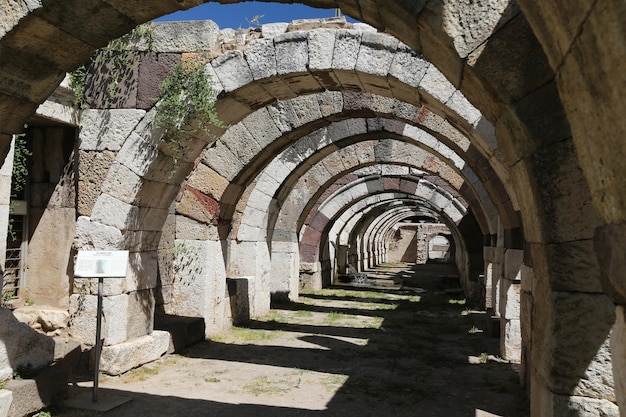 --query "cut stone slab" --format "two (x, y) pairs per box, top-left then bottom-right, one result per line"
(5, 366), (67, 417)
(154, 315), (205, 354)
(0, 390), (11, 417)
(99, 331), (170, 375)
